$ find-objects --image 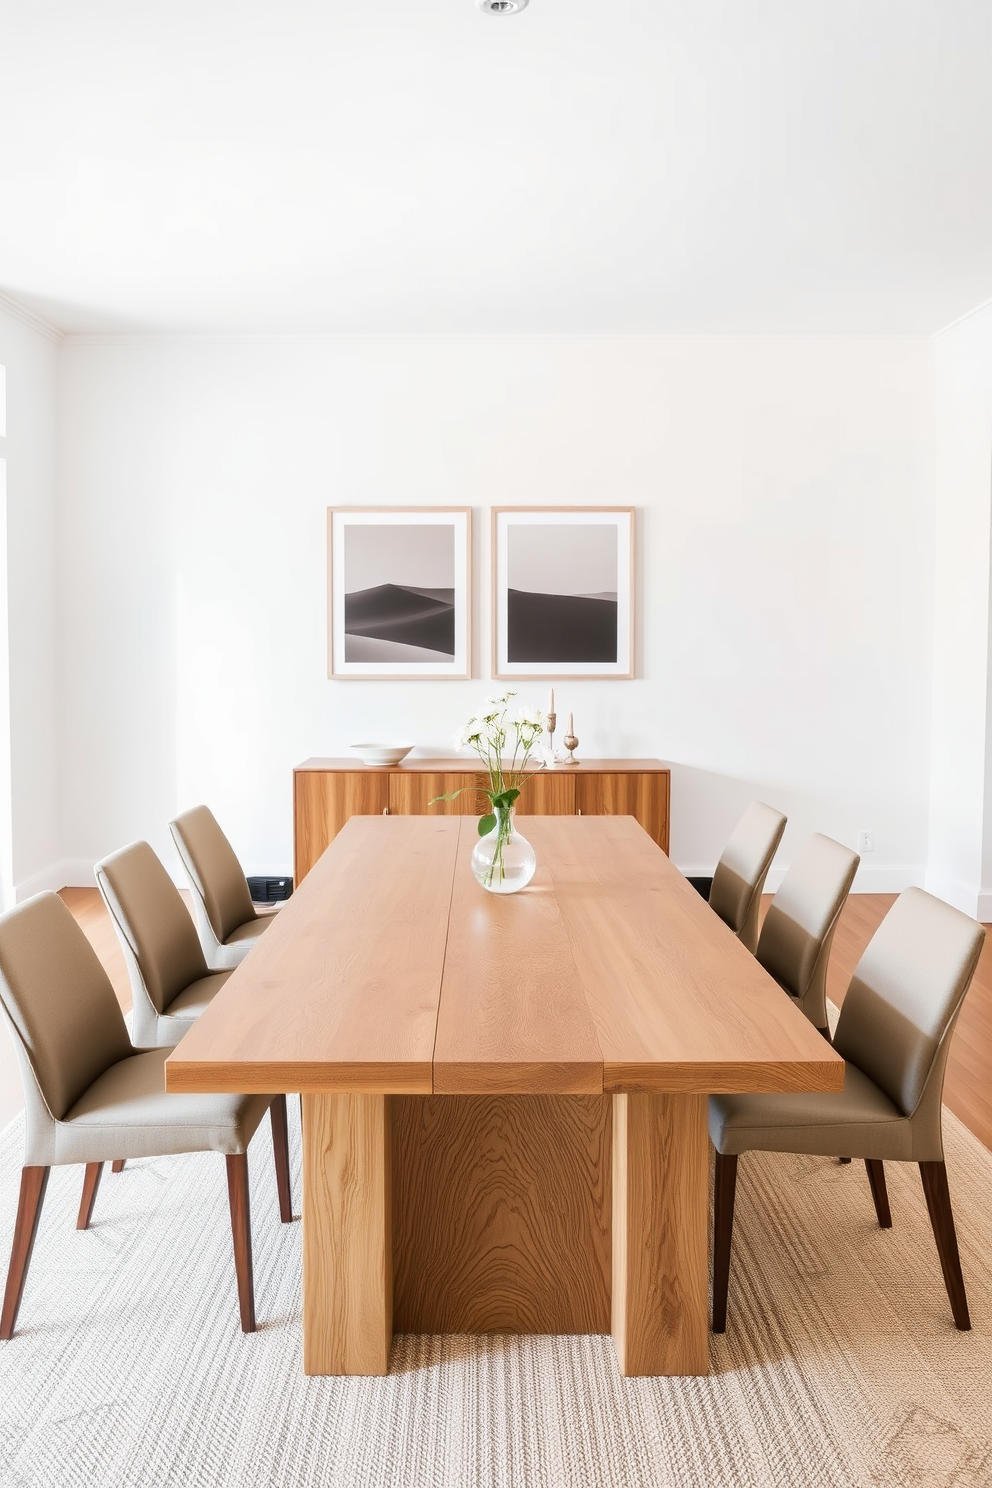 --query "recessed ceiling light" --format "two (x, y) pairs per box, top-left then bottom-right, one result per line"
(477, 0), (529, 14)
